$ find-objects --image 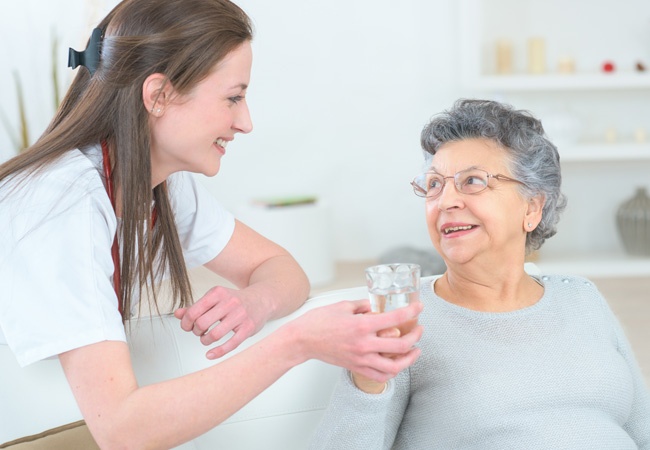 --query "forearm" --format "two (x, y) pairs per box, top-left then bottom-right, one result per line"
(309, 371), (399, 450)
(62, 327), (305, 450)
(126, 334), (301, 448)
(203, 220), (309, 320)
(63, 301), (422, 449)
(244, 253), (310, 320)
